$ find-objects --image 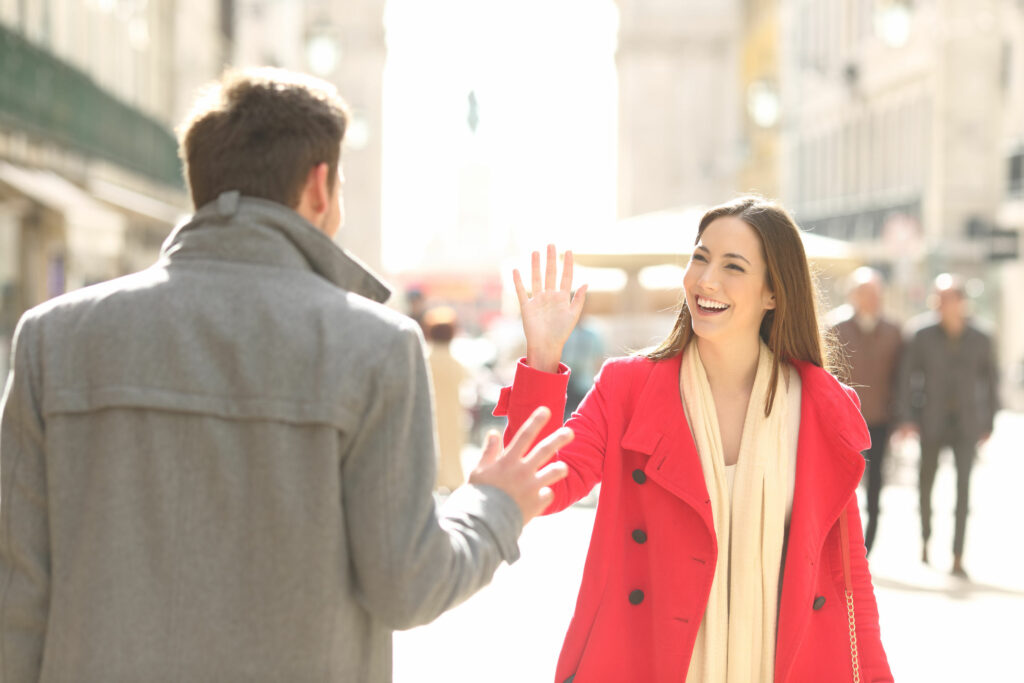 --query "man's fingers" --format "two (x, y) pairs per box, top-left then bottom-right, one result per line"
(478, 430), (502, 467)
(545, 244), (557, 290)
(523, 427), (574, 469)
(504, 406), (552, 460)
(531, 251), (542, 294)
(512, 269), (529, 307)
(536, 486), (554, 511)
(560, 249), (574, 293)
(536, 461), (569, 487)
